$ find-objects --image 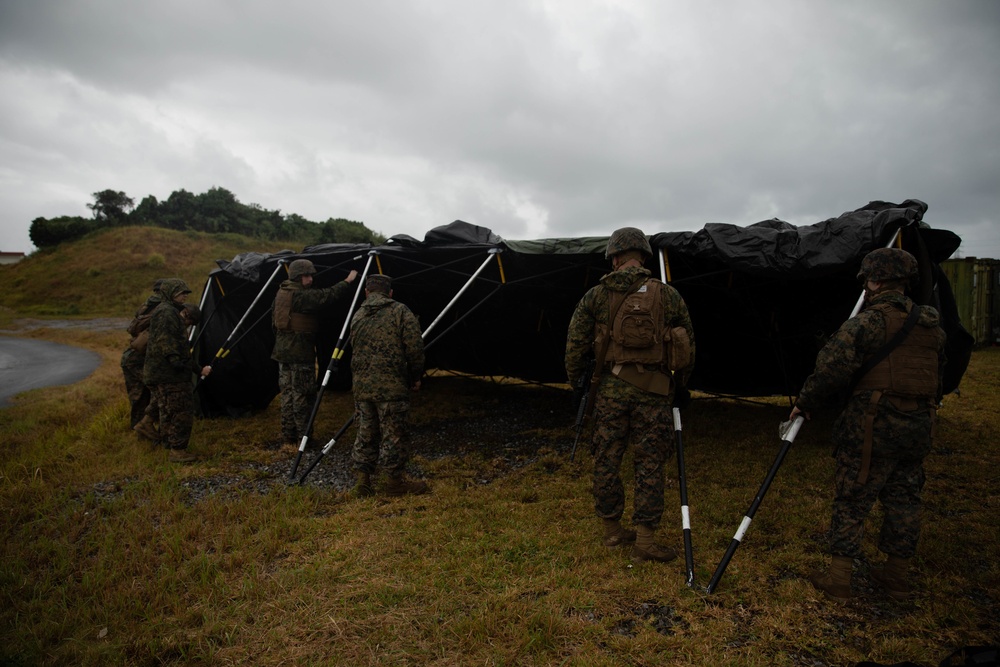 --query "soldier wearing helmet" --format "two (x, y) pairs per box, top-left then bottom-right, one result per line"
(791, 246), (946, 601)
(271, 258), (359, 449)
(141, 278), (213, 463)
(565, 227), (696, 564)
